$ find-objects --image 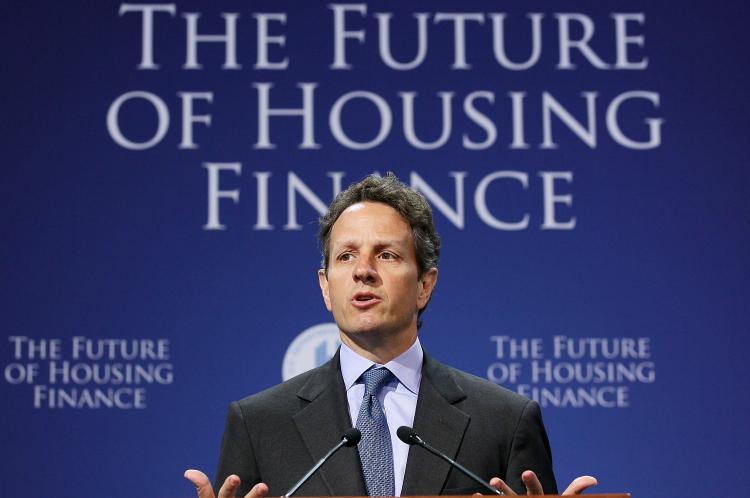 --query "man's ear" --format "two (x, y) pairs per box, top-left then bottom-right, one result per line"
(318, 269), (332, 311)
(417, 267), (438, 309)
